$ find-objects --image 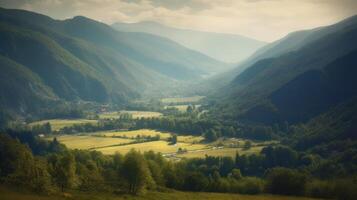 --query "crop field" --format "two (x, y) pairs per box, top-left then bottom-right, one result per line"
(94, 129), (172, 140)
(49, 135), (134, 149)
(99, 111), (162, 119)
(165, 105), (201, 112)
(99, 141), (208, 155)
(49, 129), (268, 160)
(161, 96), (205, 104)
(29, 119), (98, 131)
(177, 146), (263, 159)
